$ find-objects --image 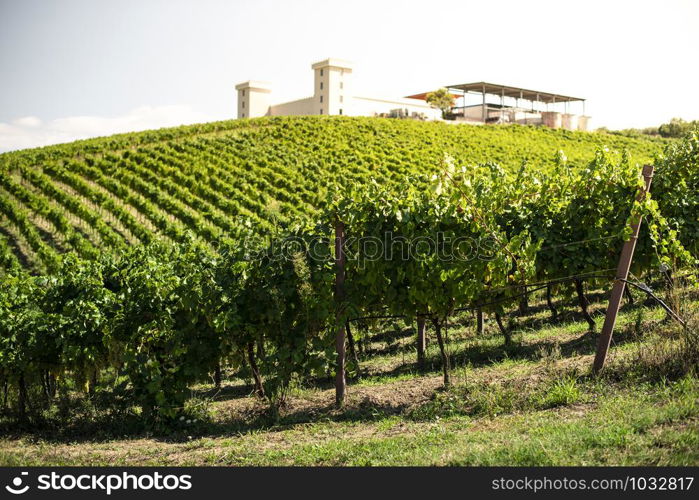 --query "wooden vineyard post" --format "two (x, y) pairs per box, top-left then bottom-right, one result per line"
(416, 316), (426, 368)
(334, 218), (347, 407)
(592, 164), (654, 373)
